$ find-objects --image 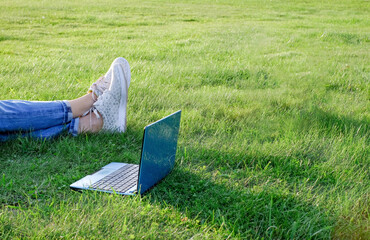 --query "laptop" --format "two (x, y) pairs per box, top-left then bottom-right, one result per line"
(70, 110), (181, 195)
